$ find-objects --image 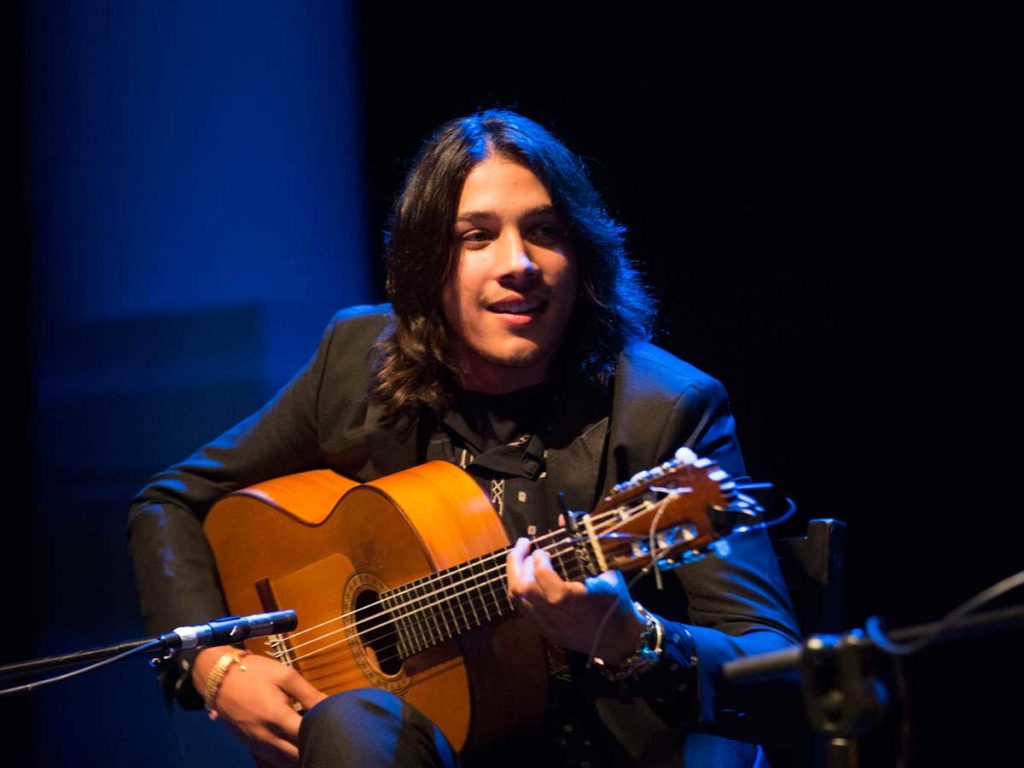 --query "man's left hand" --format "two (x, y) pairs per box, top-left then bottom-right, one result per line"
(506, 537), (646, 664)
